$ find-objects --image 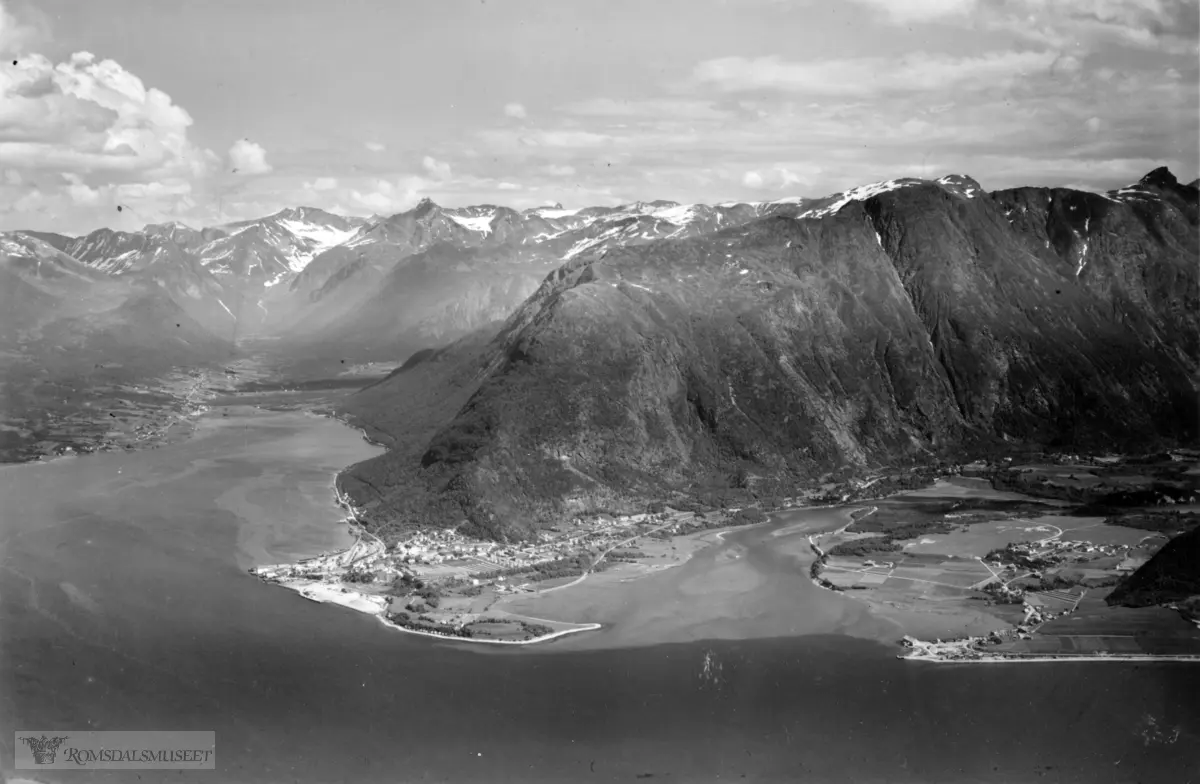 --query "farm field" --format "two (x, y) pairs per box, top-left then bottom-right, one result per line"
(823, 553), (996, 595)
(902, 520), (1061, 557)
(1051, 518), (1171, 547)
(990, 604), (1200, 657)
(896, 477), (1040, 501)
